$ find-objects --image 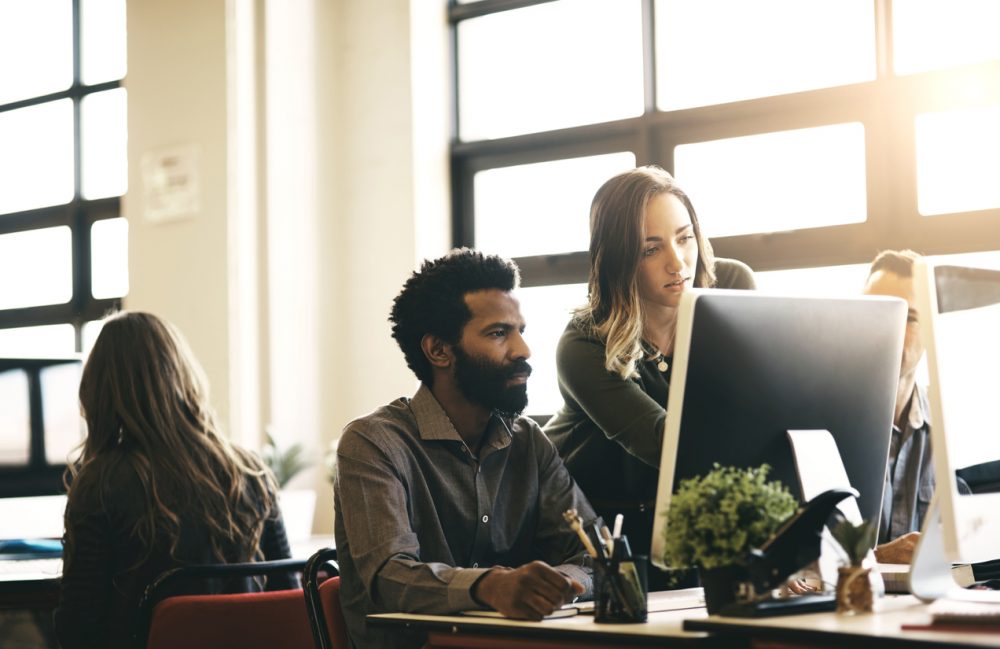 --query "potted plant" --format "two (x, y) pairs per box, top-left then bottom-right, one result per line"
(829, 518), (879, 614)
(261, 428), (315, 542)
(659, 463), (797, 614)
